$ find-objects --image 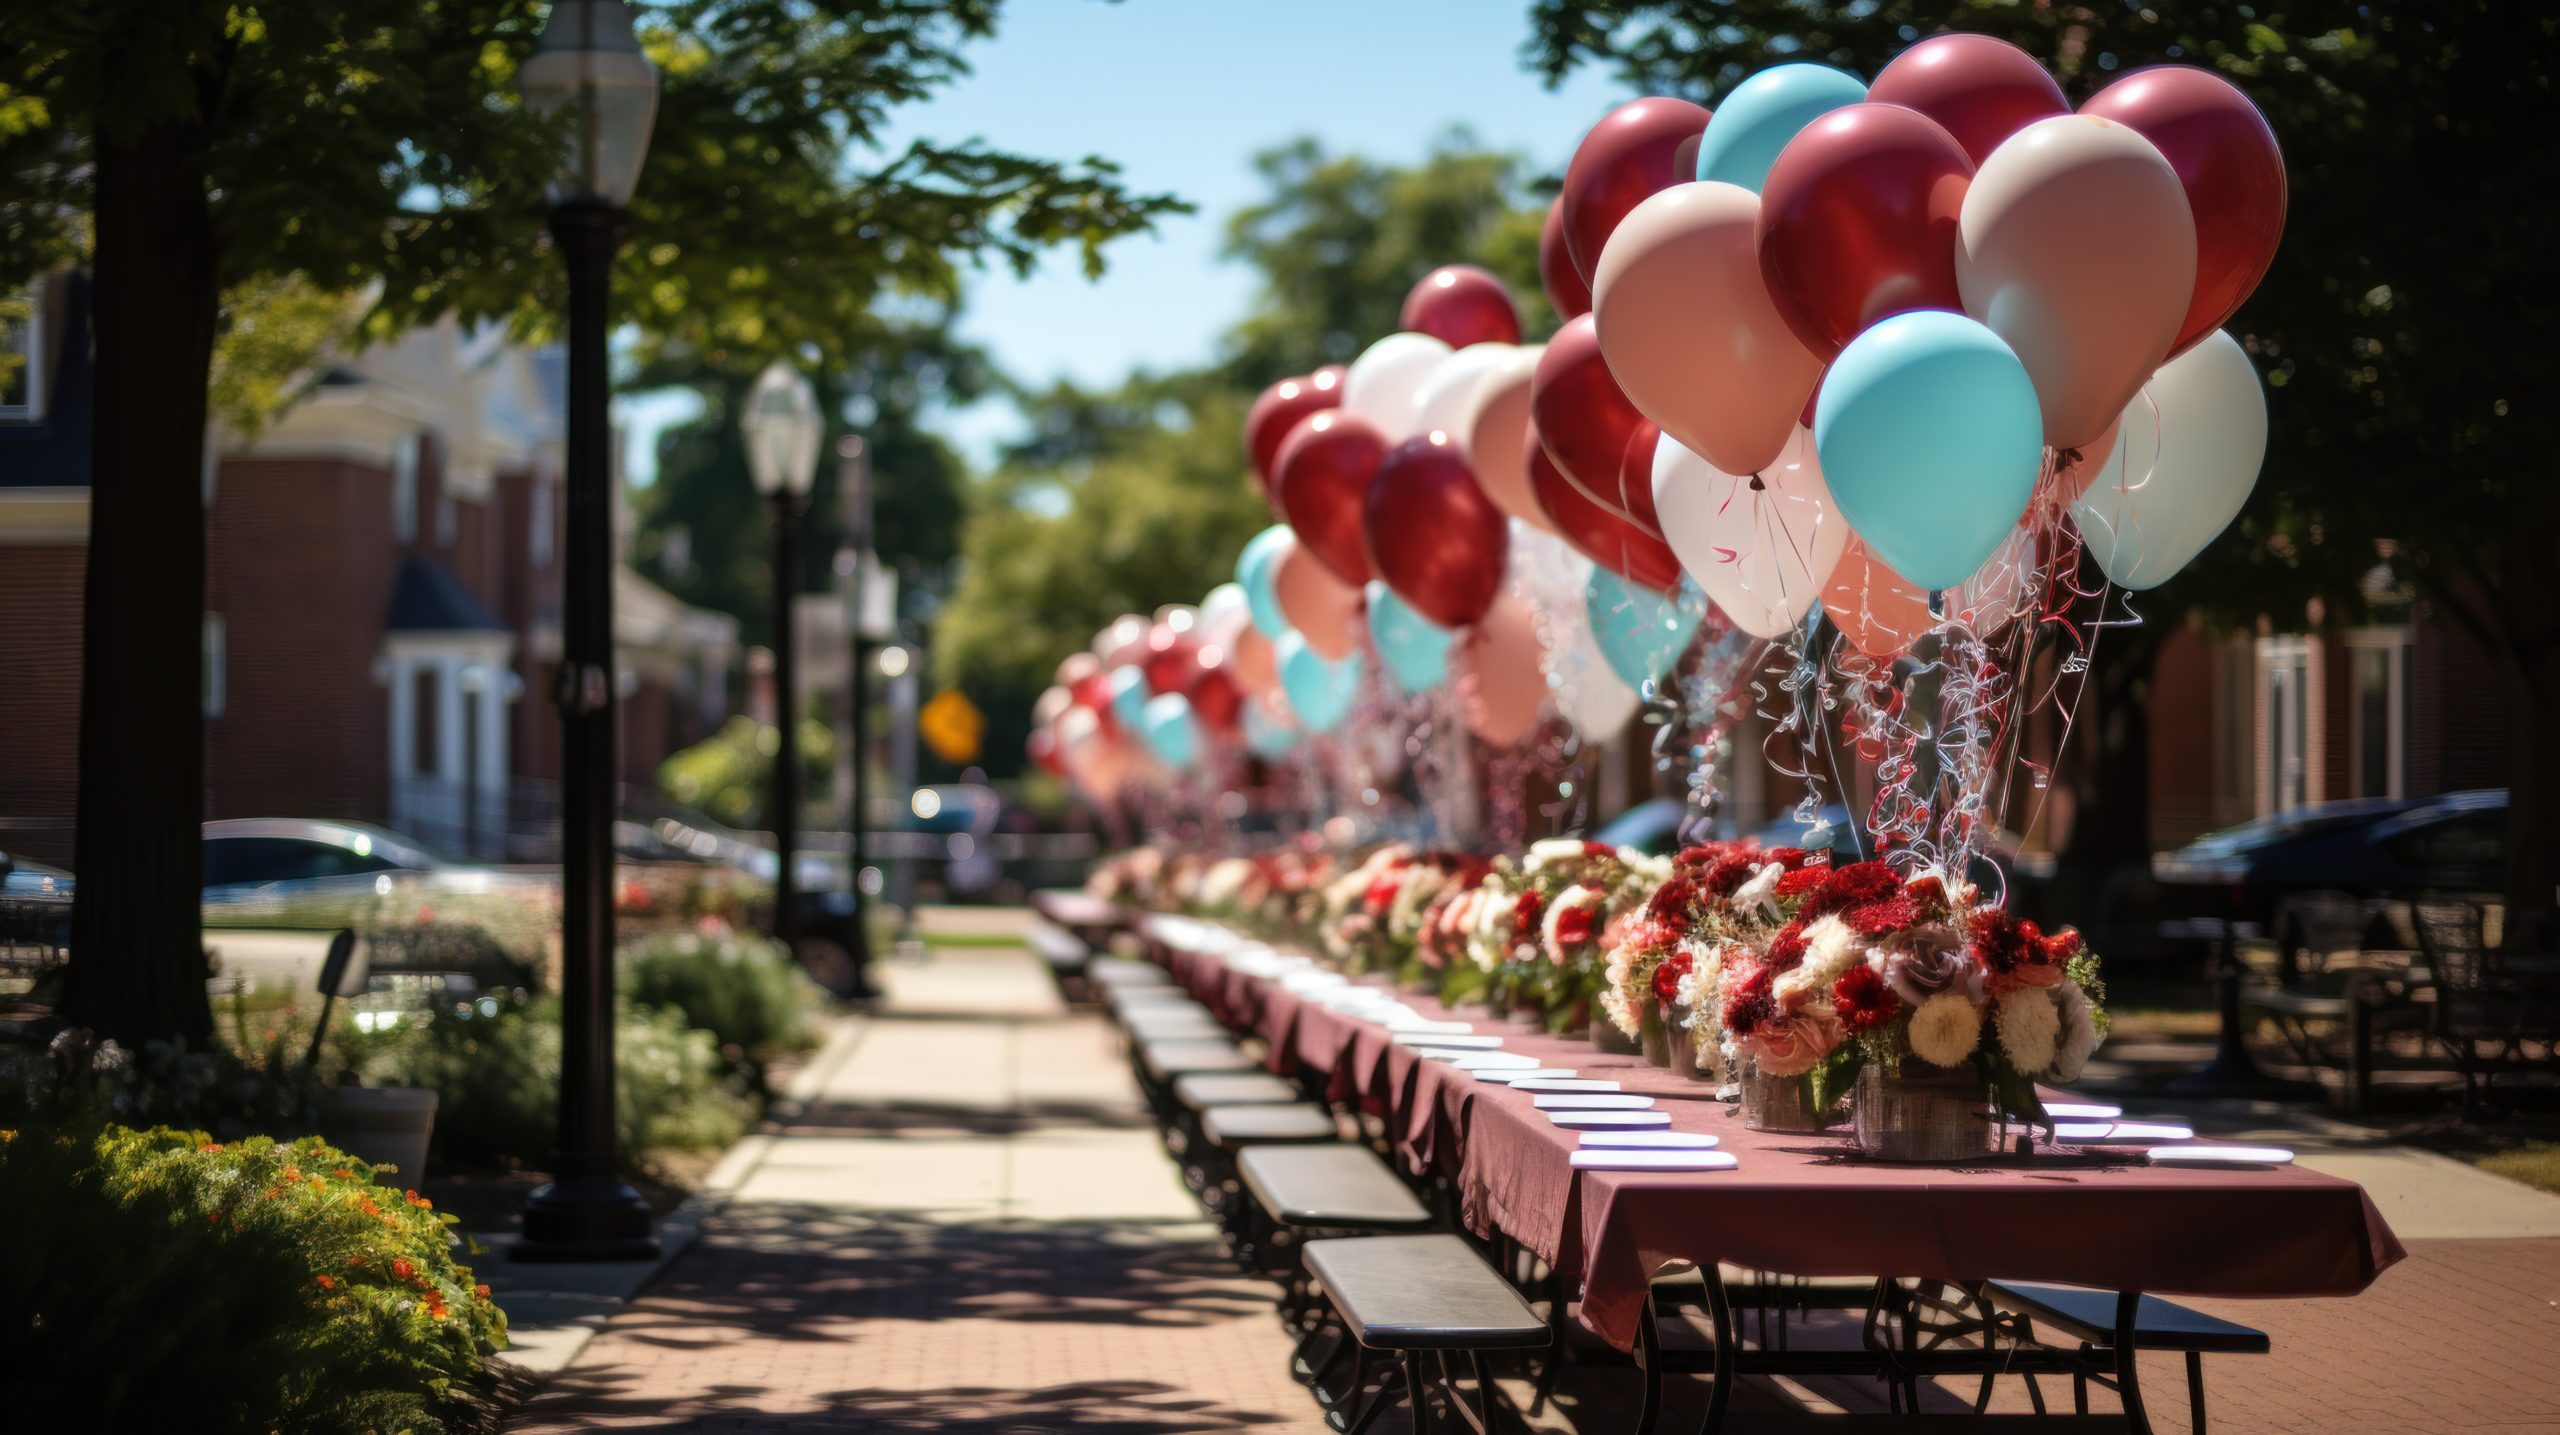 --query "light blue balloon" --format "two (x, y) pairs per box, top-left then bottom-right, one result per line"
(1237, 526), (1296, 638)
(1243, 699), (1298, 759)
(1586, 570), (1706, 689)
(1276, 631), (1364, 735)
(1106, 666), (1150, 730)
(1696, 64), (1869, 192)
(1141, 691), (1199, 768)
(1815, 311), (2043, 592)
(1364, 582), (1453, 696)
